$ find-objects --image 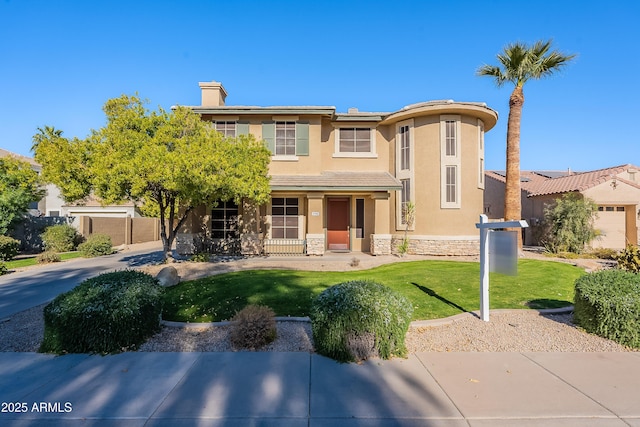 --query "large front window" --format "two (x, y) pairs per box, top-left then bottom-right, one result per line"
(272, 197), (298, 238)
(211, 201), (238, 239)
(275, 122), (296, 156)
